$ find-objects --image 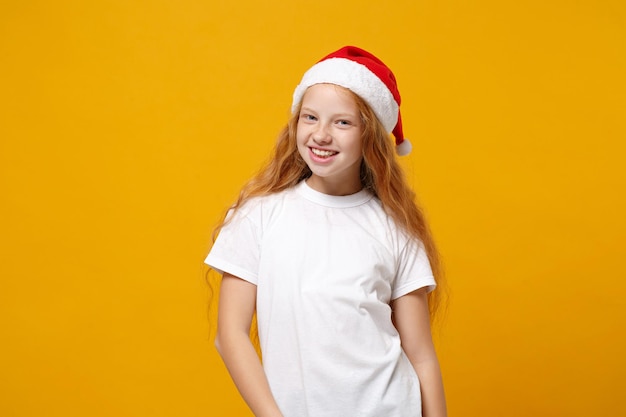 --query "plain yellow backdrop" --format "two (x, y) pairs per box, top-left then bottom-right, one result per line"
(1, 1), (624, 416)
